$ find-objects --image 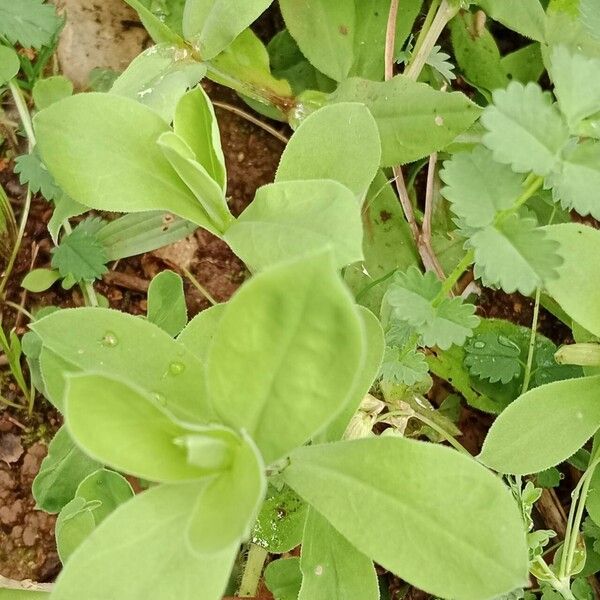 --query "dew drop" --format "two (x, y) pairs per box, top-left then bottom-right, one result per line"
(153, 392), (167, 407)
(473, 341), (486, 349)
(101, 332), (118, 347)
(314, 565), (324, 576)
(434, 115), (444, 126)
(169, 362), (185, 375)
(77, 349), (85, 355)
(576, 411), (584, 420)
